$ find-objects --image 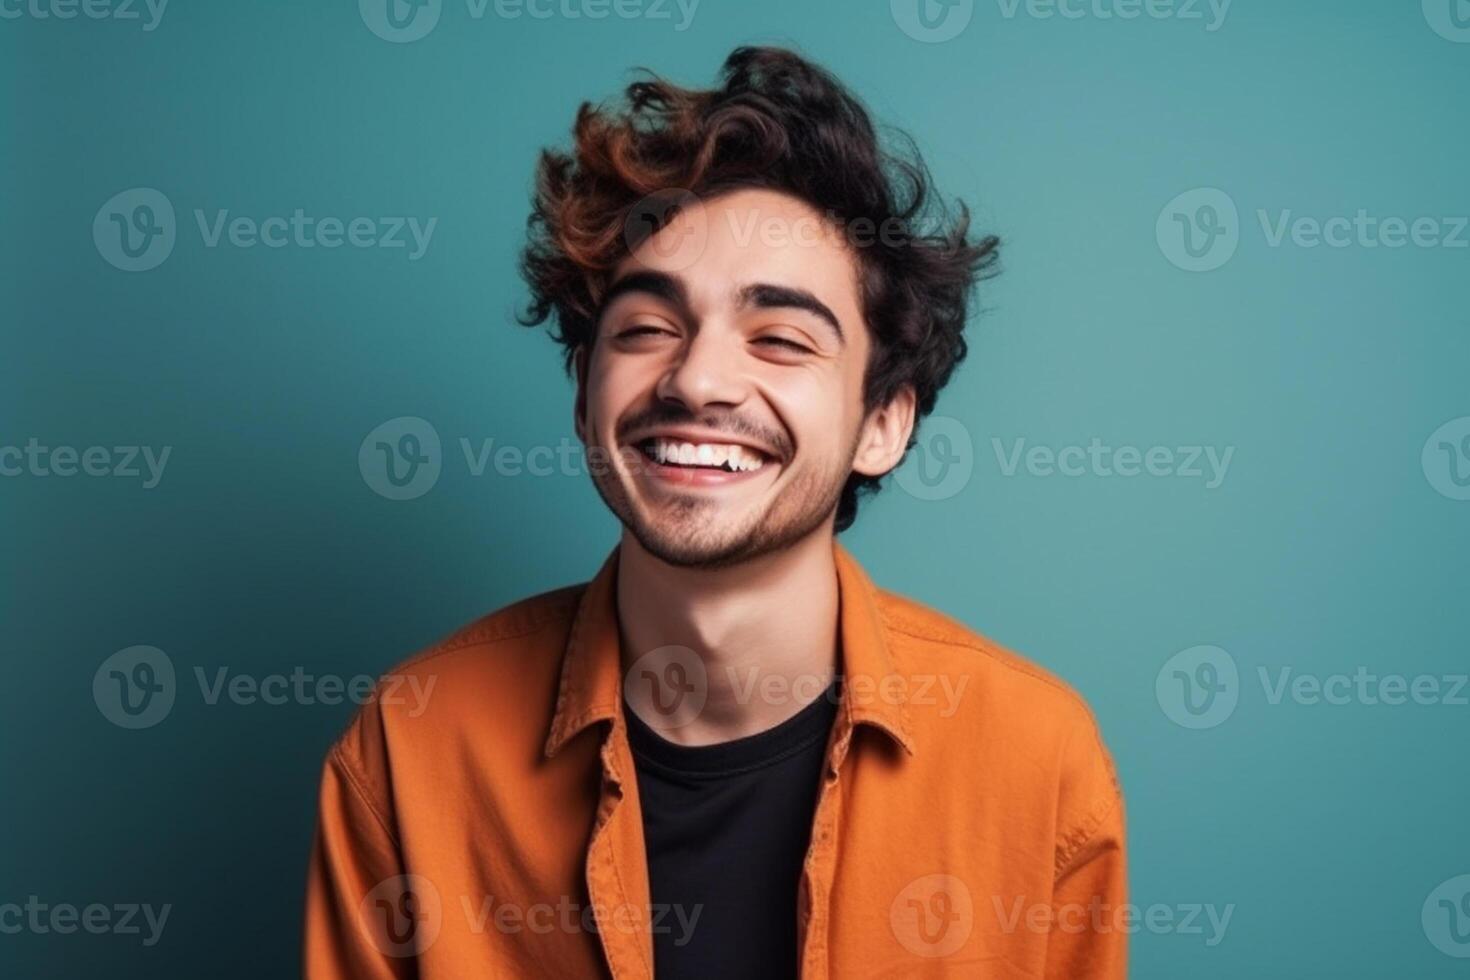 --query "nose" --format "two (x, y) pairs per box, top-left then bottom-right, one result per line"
(654, 326), (747, 413)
